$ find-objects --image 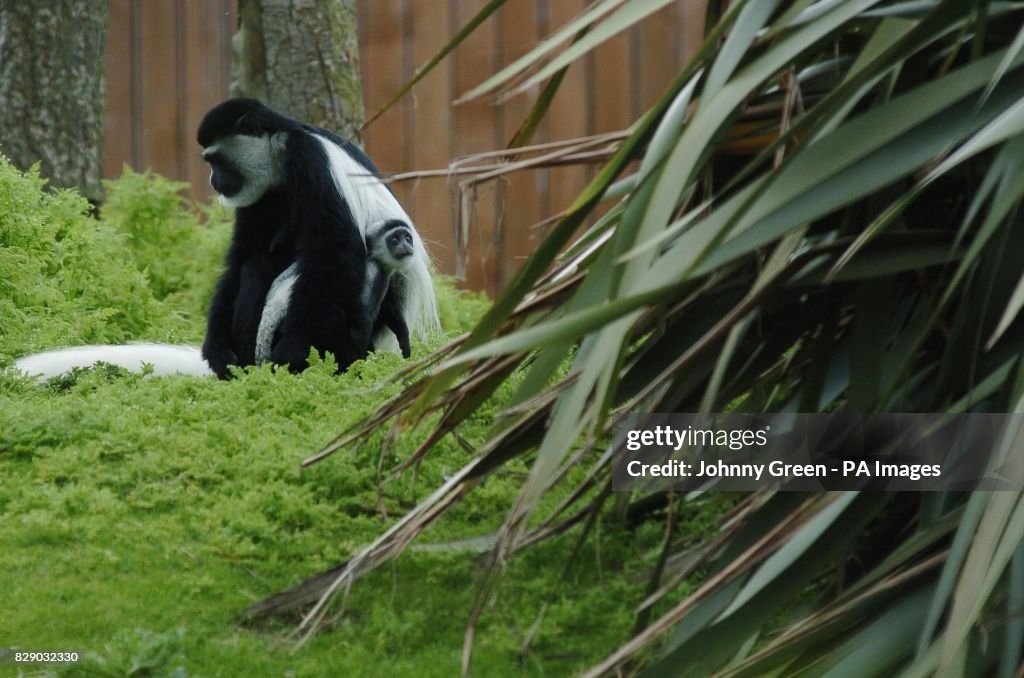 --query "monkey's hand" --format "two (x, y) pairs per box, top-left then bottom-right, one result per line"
(270, 335), (312, 374)
(397, 333), (412, 359)
(202, 340), (238, 380)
